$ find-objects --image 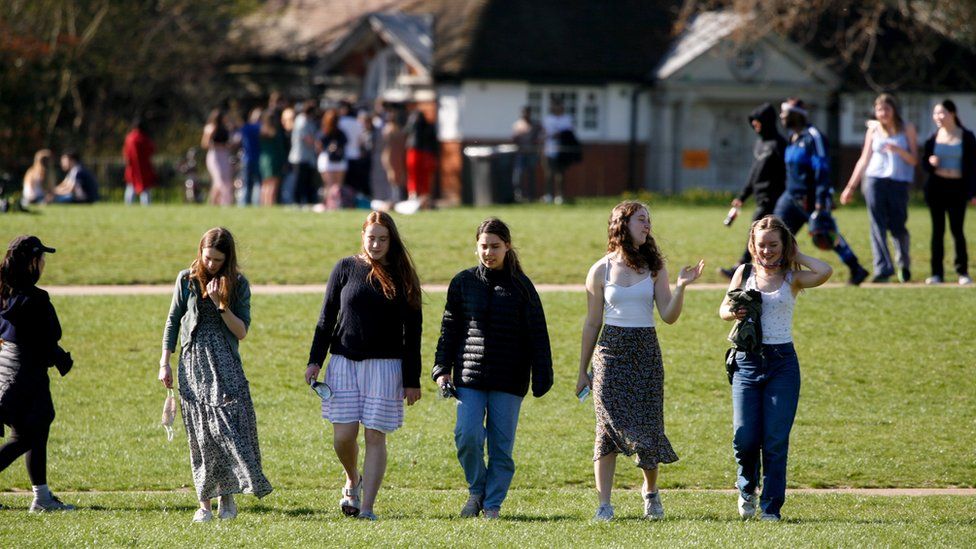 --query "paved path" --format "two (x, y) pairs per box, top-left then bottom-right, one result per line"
(45, 282), (972, 296)
(1, 487), (973, 496)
